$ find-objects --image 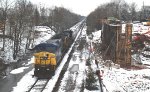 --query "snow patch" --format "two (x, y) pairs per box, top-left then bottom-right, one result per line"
(12, 70), (36, 92)
(10, 67), (29, 74)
